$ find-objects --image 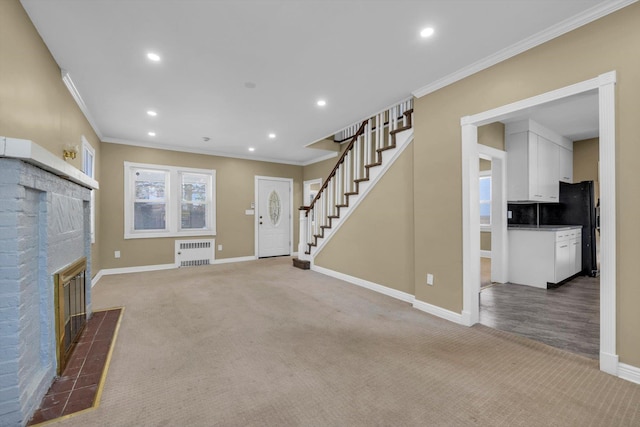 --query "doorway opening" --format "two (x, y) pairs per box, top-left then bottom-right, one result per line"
(461, 71), (617, 374)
